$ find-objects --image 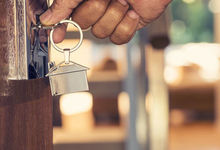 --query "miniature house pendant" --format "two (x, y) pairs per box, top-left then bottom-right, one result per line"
(46, 20), (89, 96)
